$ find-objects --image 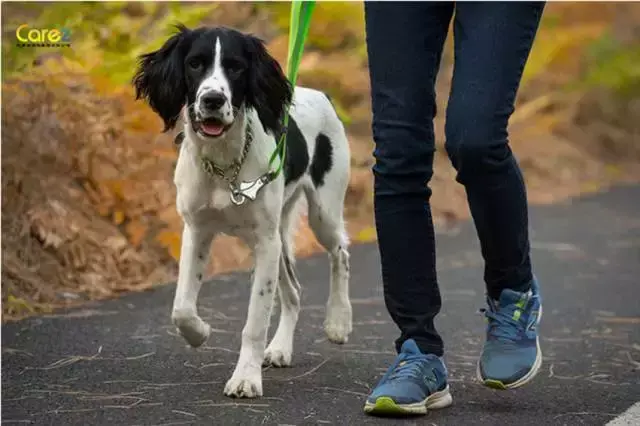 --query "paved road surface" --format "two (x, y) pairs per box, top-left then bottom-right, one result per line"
(3, 185), (640, 426)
